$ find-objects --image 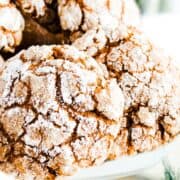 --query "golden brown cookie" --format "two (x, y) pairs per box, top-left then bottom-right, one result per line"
(0, 45), (124, 178)
(74, 28), (180, 155)
(1, 0), (140, 56)
(0, 1), (24, 53)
